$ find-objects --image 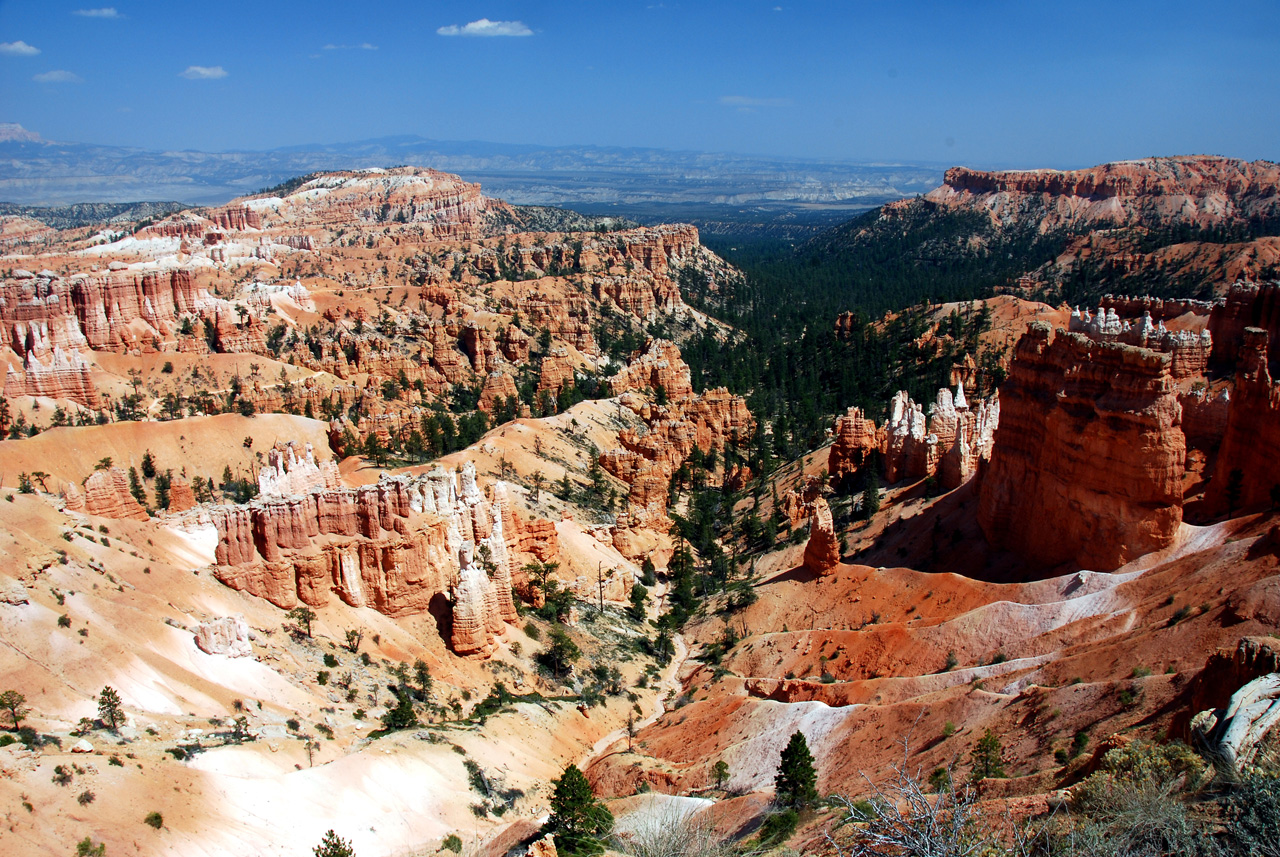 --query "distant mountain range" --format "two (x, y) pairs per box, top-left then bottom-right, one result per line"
(0, 125), (944, 211)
